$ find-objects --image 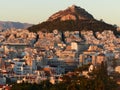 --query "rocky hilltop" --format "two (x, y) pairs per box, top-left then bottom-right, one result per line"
(48, 5), (94, 21)
(0, 21), (33, 30)
(28, 5), (117, 33)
